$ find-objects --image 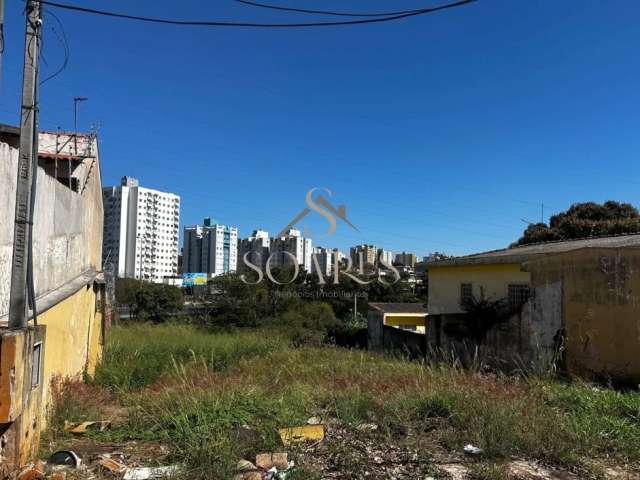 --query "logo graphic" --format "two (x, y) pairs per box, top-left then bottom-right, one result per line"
(276, 187), (358, 238)
(241, 188), (400, 285)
